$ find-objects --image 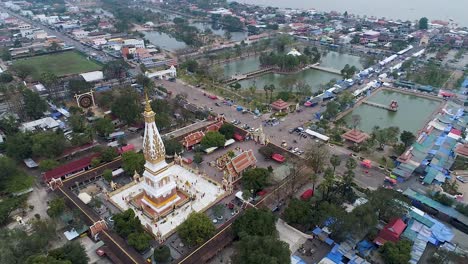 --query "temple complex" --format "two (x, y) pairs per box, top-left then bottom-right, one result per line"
(109, 95), (225, 239)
